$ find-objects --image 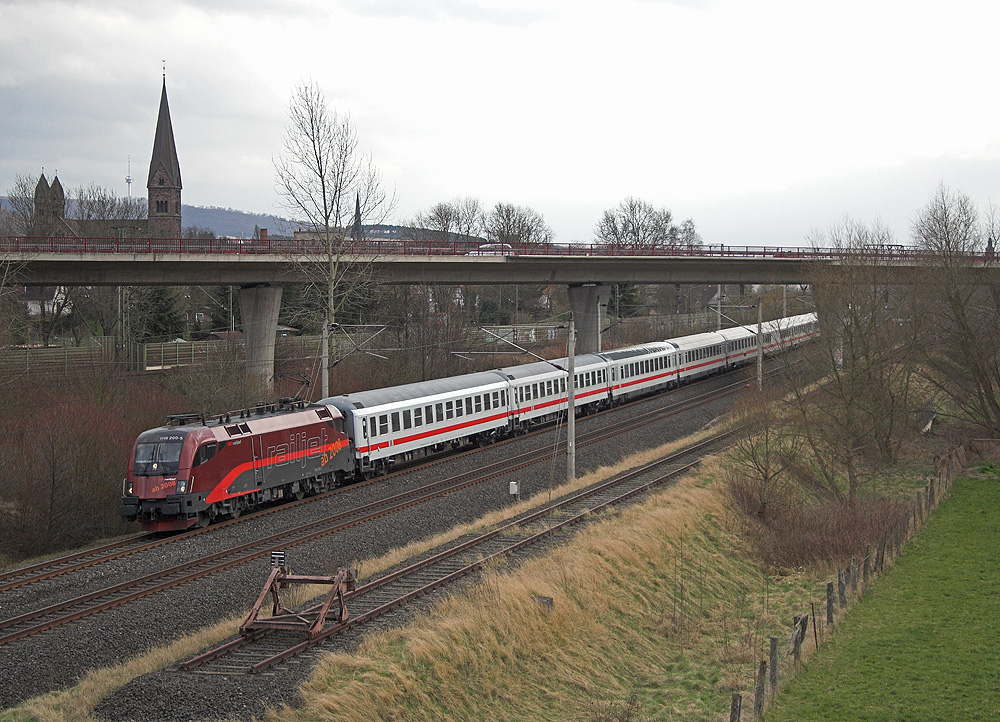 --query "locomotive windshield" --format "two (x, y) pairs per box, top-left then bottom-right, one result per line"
(133, 442), (183, 476)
